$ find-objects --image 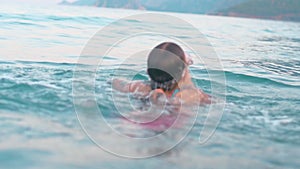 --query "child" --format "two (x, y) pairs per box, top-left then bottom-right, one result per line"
(112, 42), (212, 105)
